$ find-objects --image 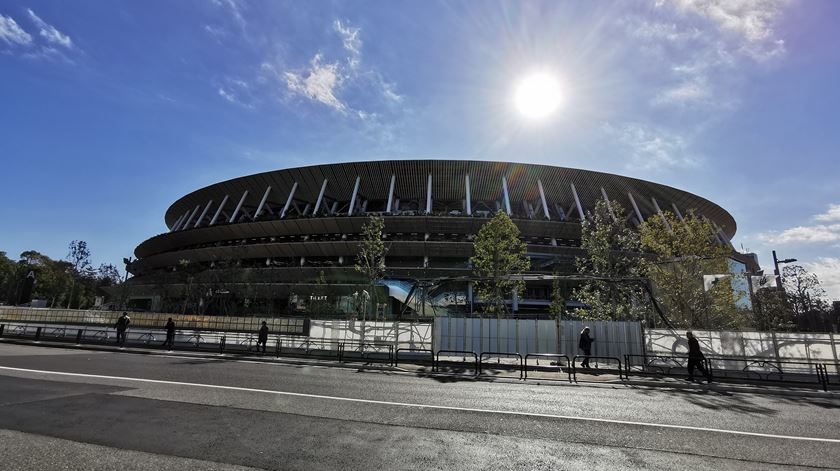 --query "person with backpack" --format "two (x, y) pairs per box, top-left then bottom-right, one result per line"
(115, 312), (131, 347)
